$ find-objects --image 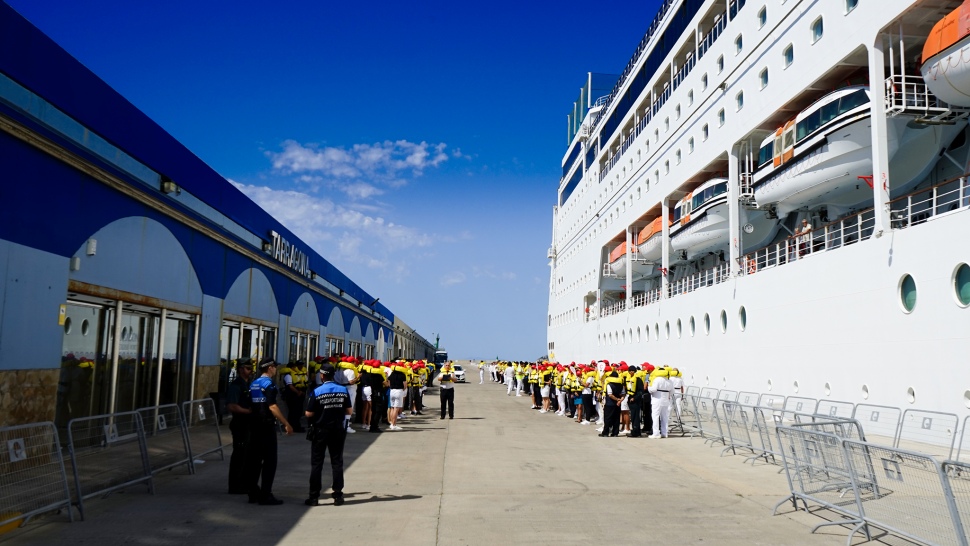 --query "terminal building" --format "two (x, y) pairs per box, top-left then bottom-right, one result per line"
(0, 3), (435, 427)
